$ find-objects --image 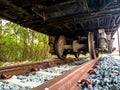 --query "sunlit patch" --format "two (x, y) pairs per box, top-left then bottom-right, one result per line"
(113, 28), (120, 50)
(1, 20), (9, 26)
